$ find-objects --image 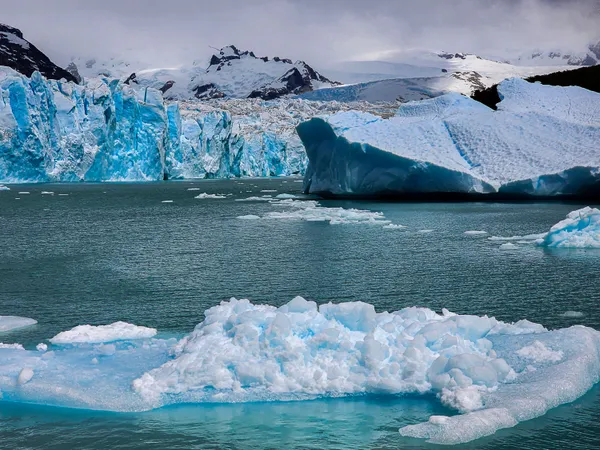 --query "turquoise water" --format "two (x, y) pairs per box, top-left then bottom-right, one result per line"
(1, 179), (599, 449)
